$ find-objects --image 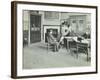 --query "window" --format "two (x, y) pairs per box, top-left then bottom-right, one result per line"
(44, 11), (59, 19)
